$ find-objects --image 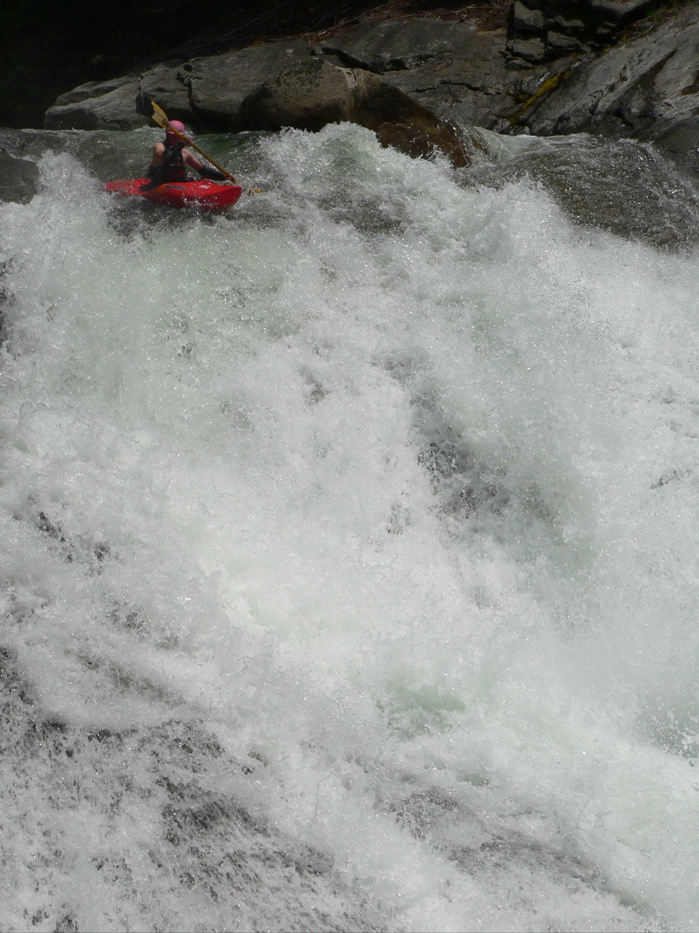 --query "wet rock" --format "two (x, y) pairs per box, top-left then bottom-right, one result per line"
(238, 59), (475, 167)
(44, 76), (148, 130)
(0, 151), (40, 204)
(352, 78), (476, 167)
(467, 133), (699, 248)
(516, 0), (699, 164)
